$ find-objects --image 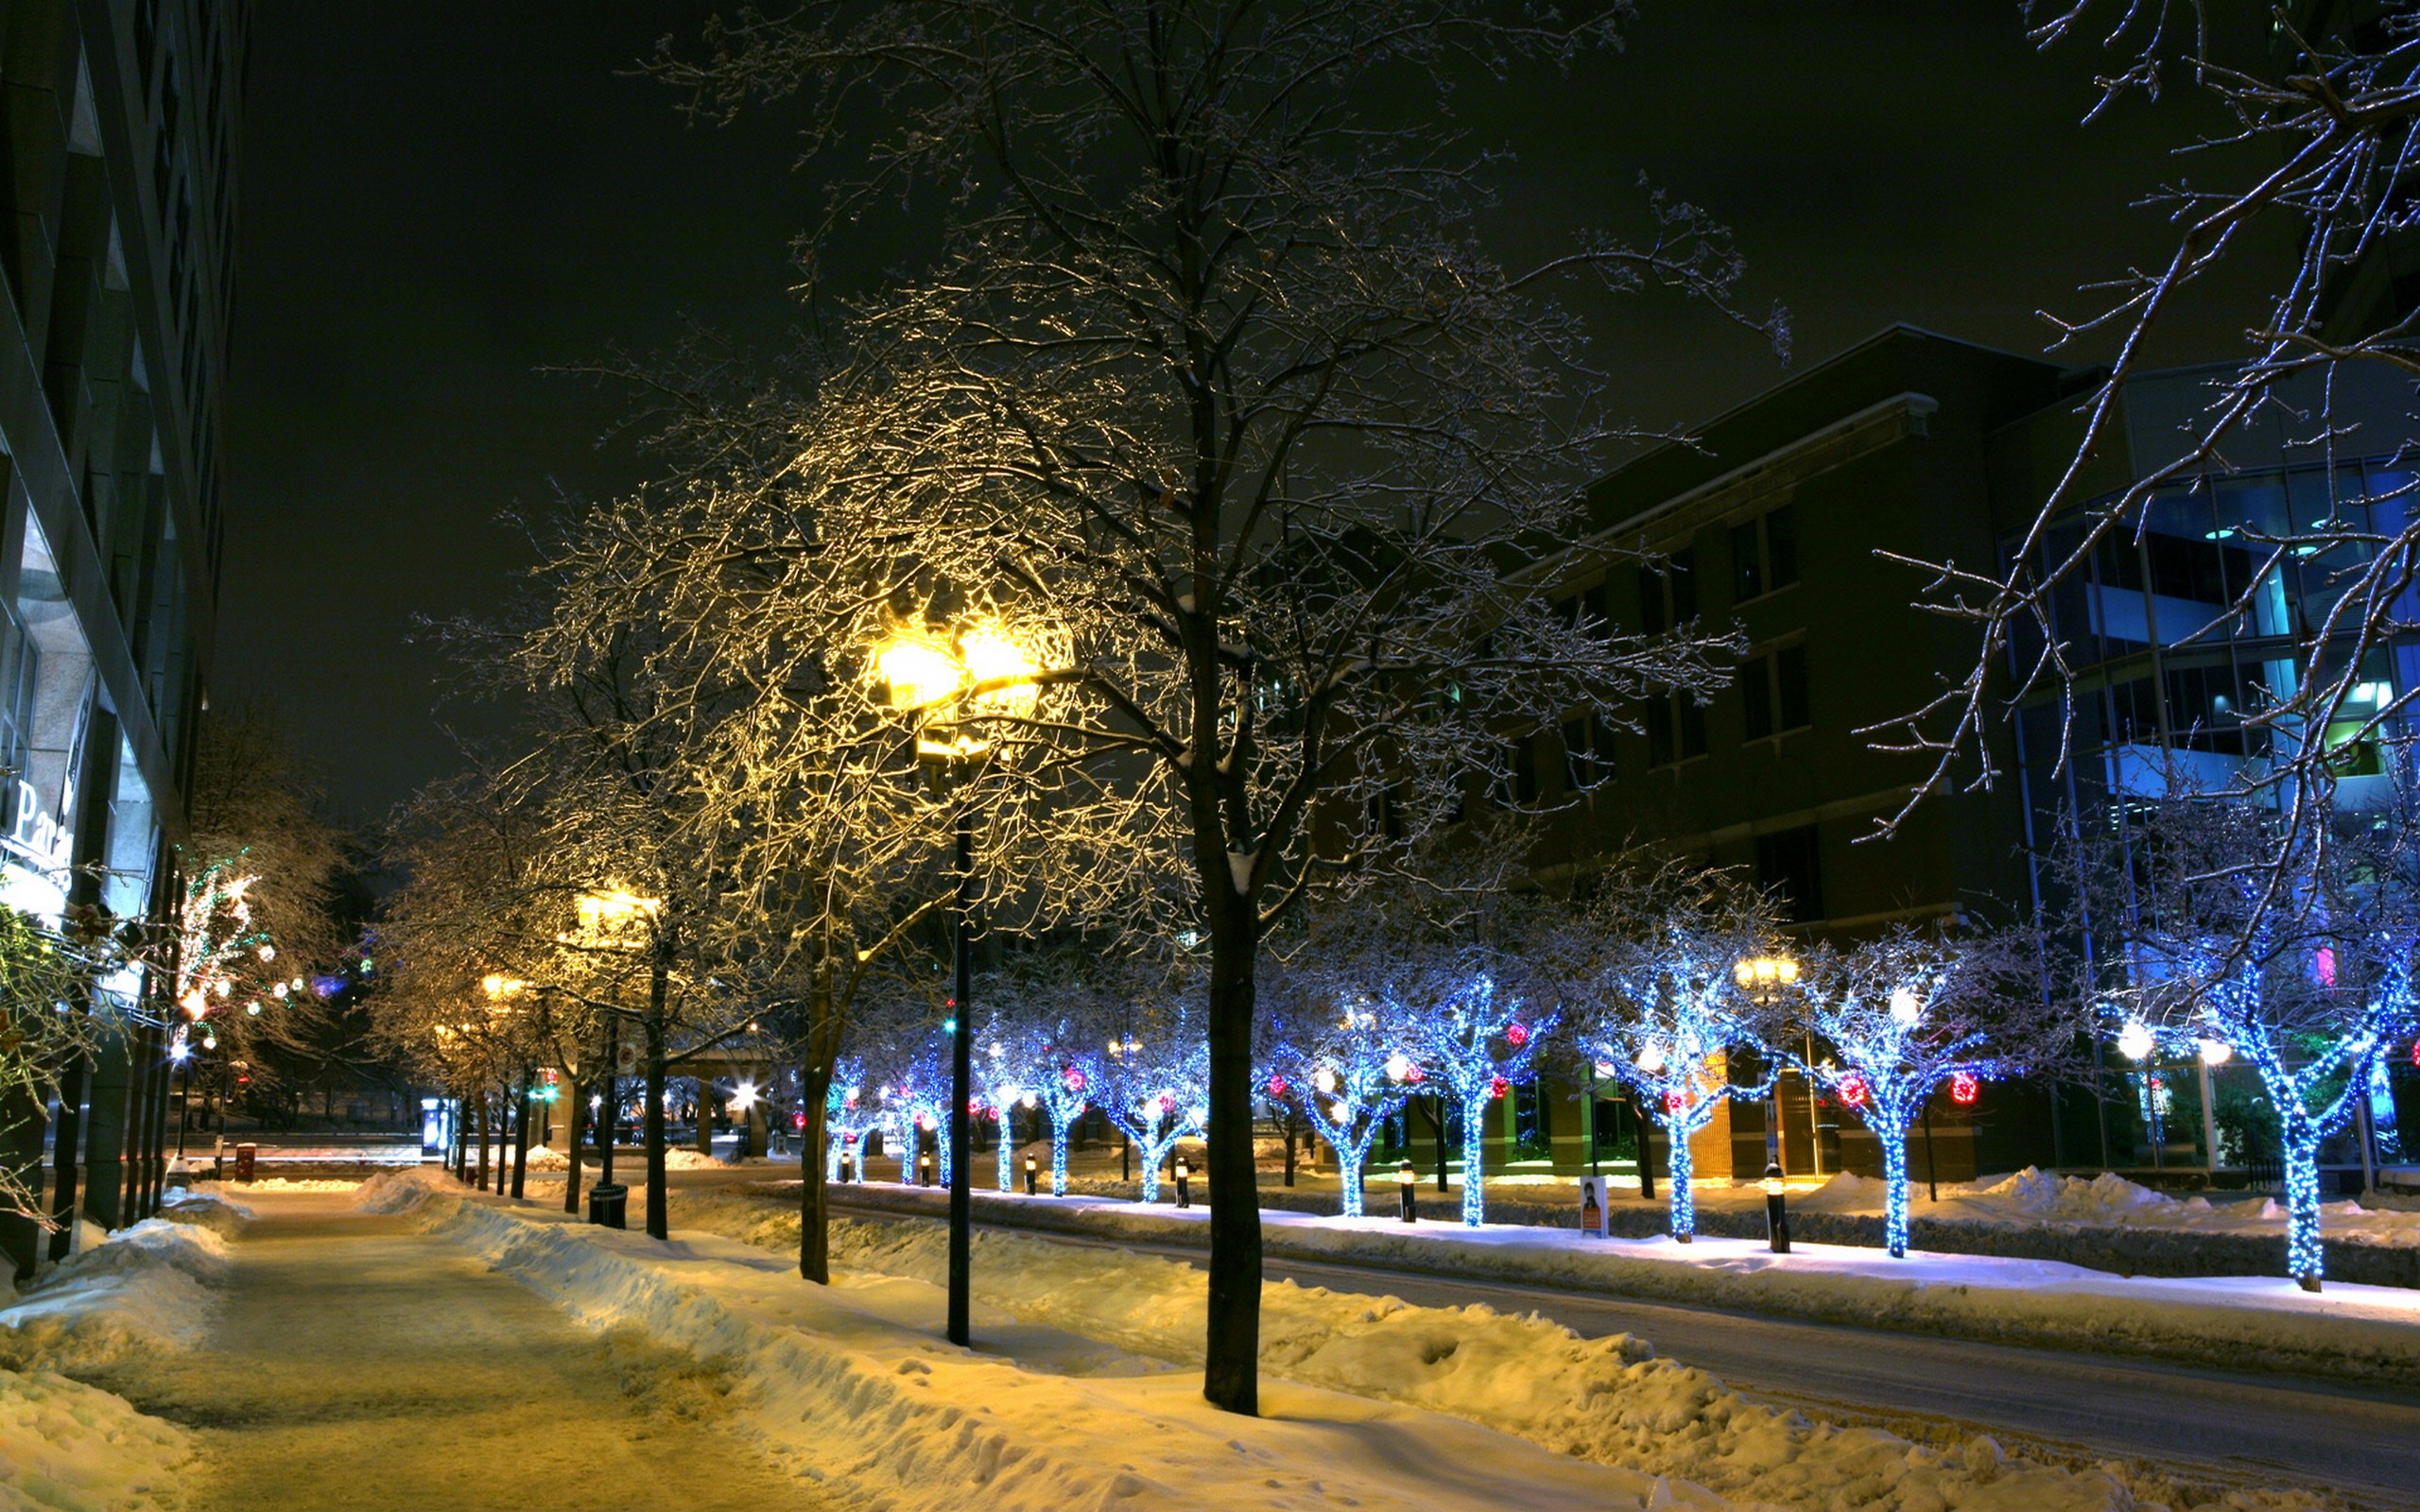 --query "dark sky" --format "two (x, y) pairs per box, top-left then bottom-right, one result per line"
(219, 4), (2280, 826)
